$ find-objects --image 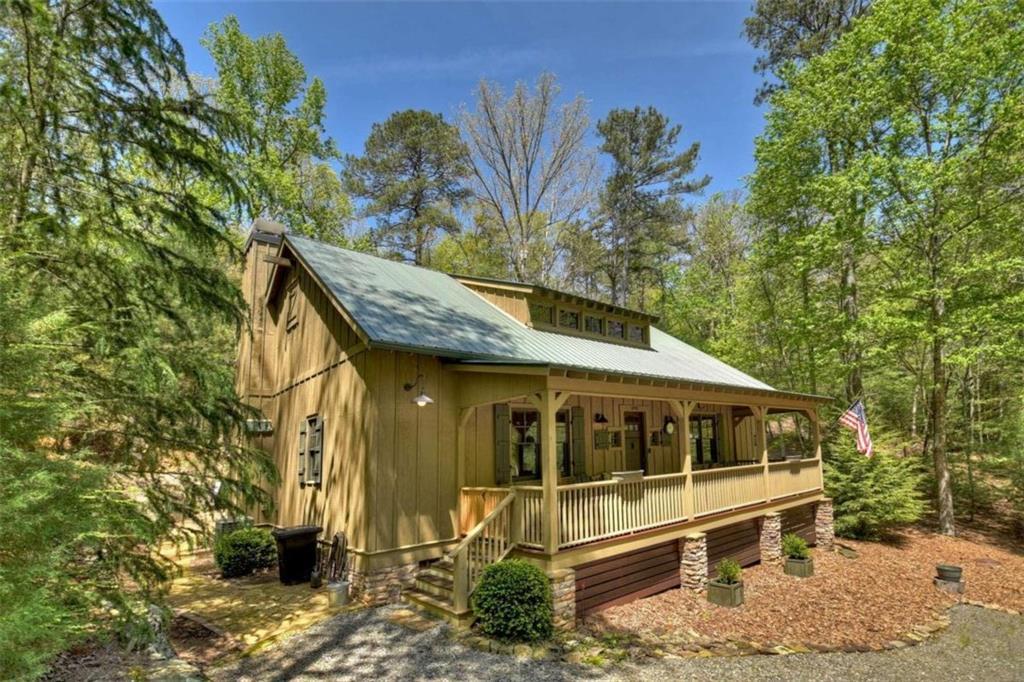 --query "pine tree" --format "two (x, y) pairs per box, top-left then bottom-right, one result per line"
(344, 110), (470, 265)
